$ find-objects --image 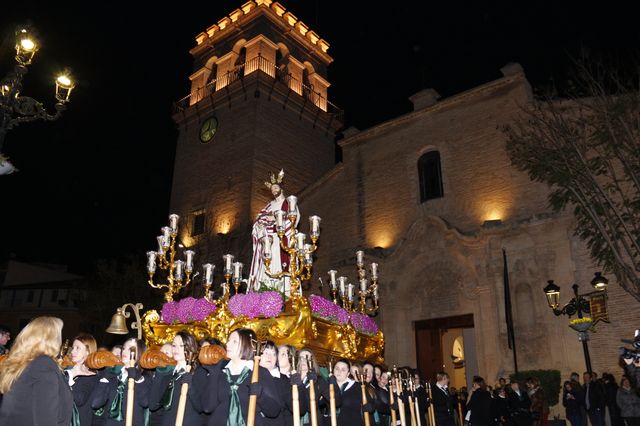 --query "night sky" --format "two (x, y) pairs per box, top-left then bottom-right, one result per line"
(1, 1), (638, 274)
